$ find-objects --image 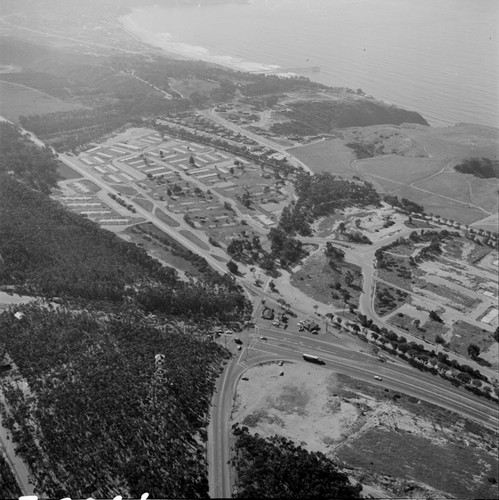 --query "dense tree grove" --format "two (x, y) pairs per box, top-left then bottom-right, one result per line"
(232, 425), (362, 498)
(384, 194), (424, 214)
(0, 455), (22, 499)
(0, 176), (250, 321)
(0, 122), (58, 193)
(270, 99), (428, 136)
(278, 172), (380, 236)
(454, 157), (499, 179)
(0, 305), (228, 498)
